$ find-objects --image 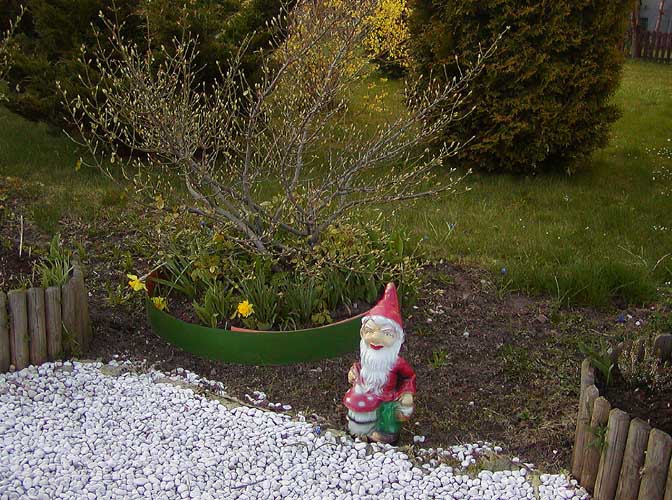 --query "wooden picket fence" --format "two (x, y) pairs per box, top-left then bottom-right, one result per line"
(0, 264), (91, 373)
(625, 29), (672, 62)
(571, 334), (672, 500)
